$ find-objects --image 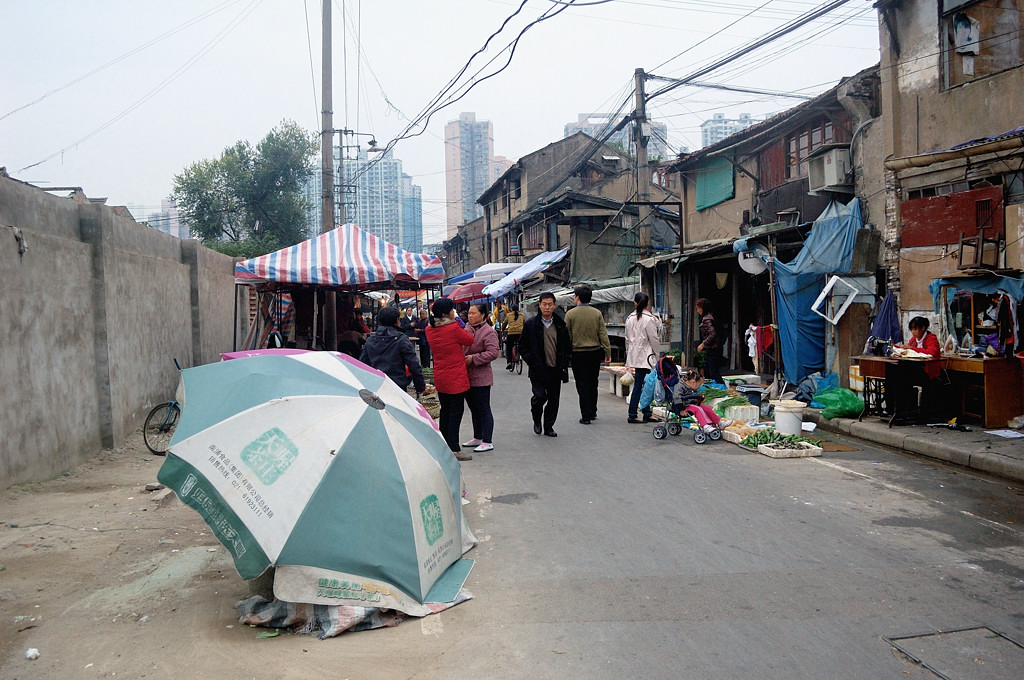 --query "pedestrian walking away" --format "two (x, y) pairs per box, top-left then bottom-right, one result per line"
(695, 297), (725, 385)
(502, 304), (525, 371)
(518, 292), (571, 437)
(359, 306), (427, 396)
(564, 284), (610, 424)
(462, 303), (501, 452)
(424, 298), (475, 461)
(625, 292), (662, 423)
